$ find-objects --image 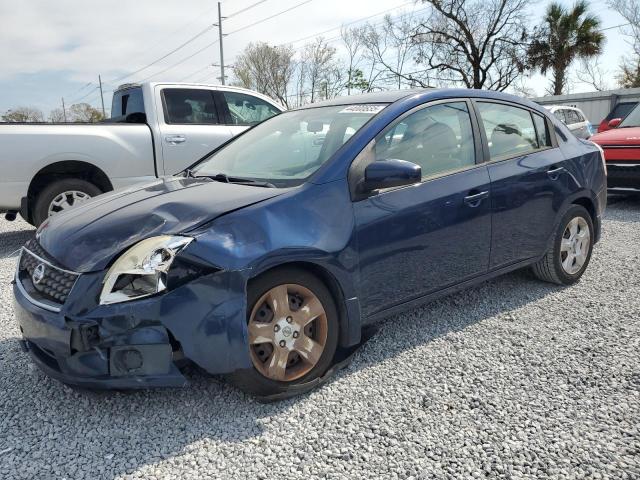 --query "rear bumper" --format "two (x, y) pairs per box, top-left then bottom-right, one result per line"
(606, 162), (640, 192)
